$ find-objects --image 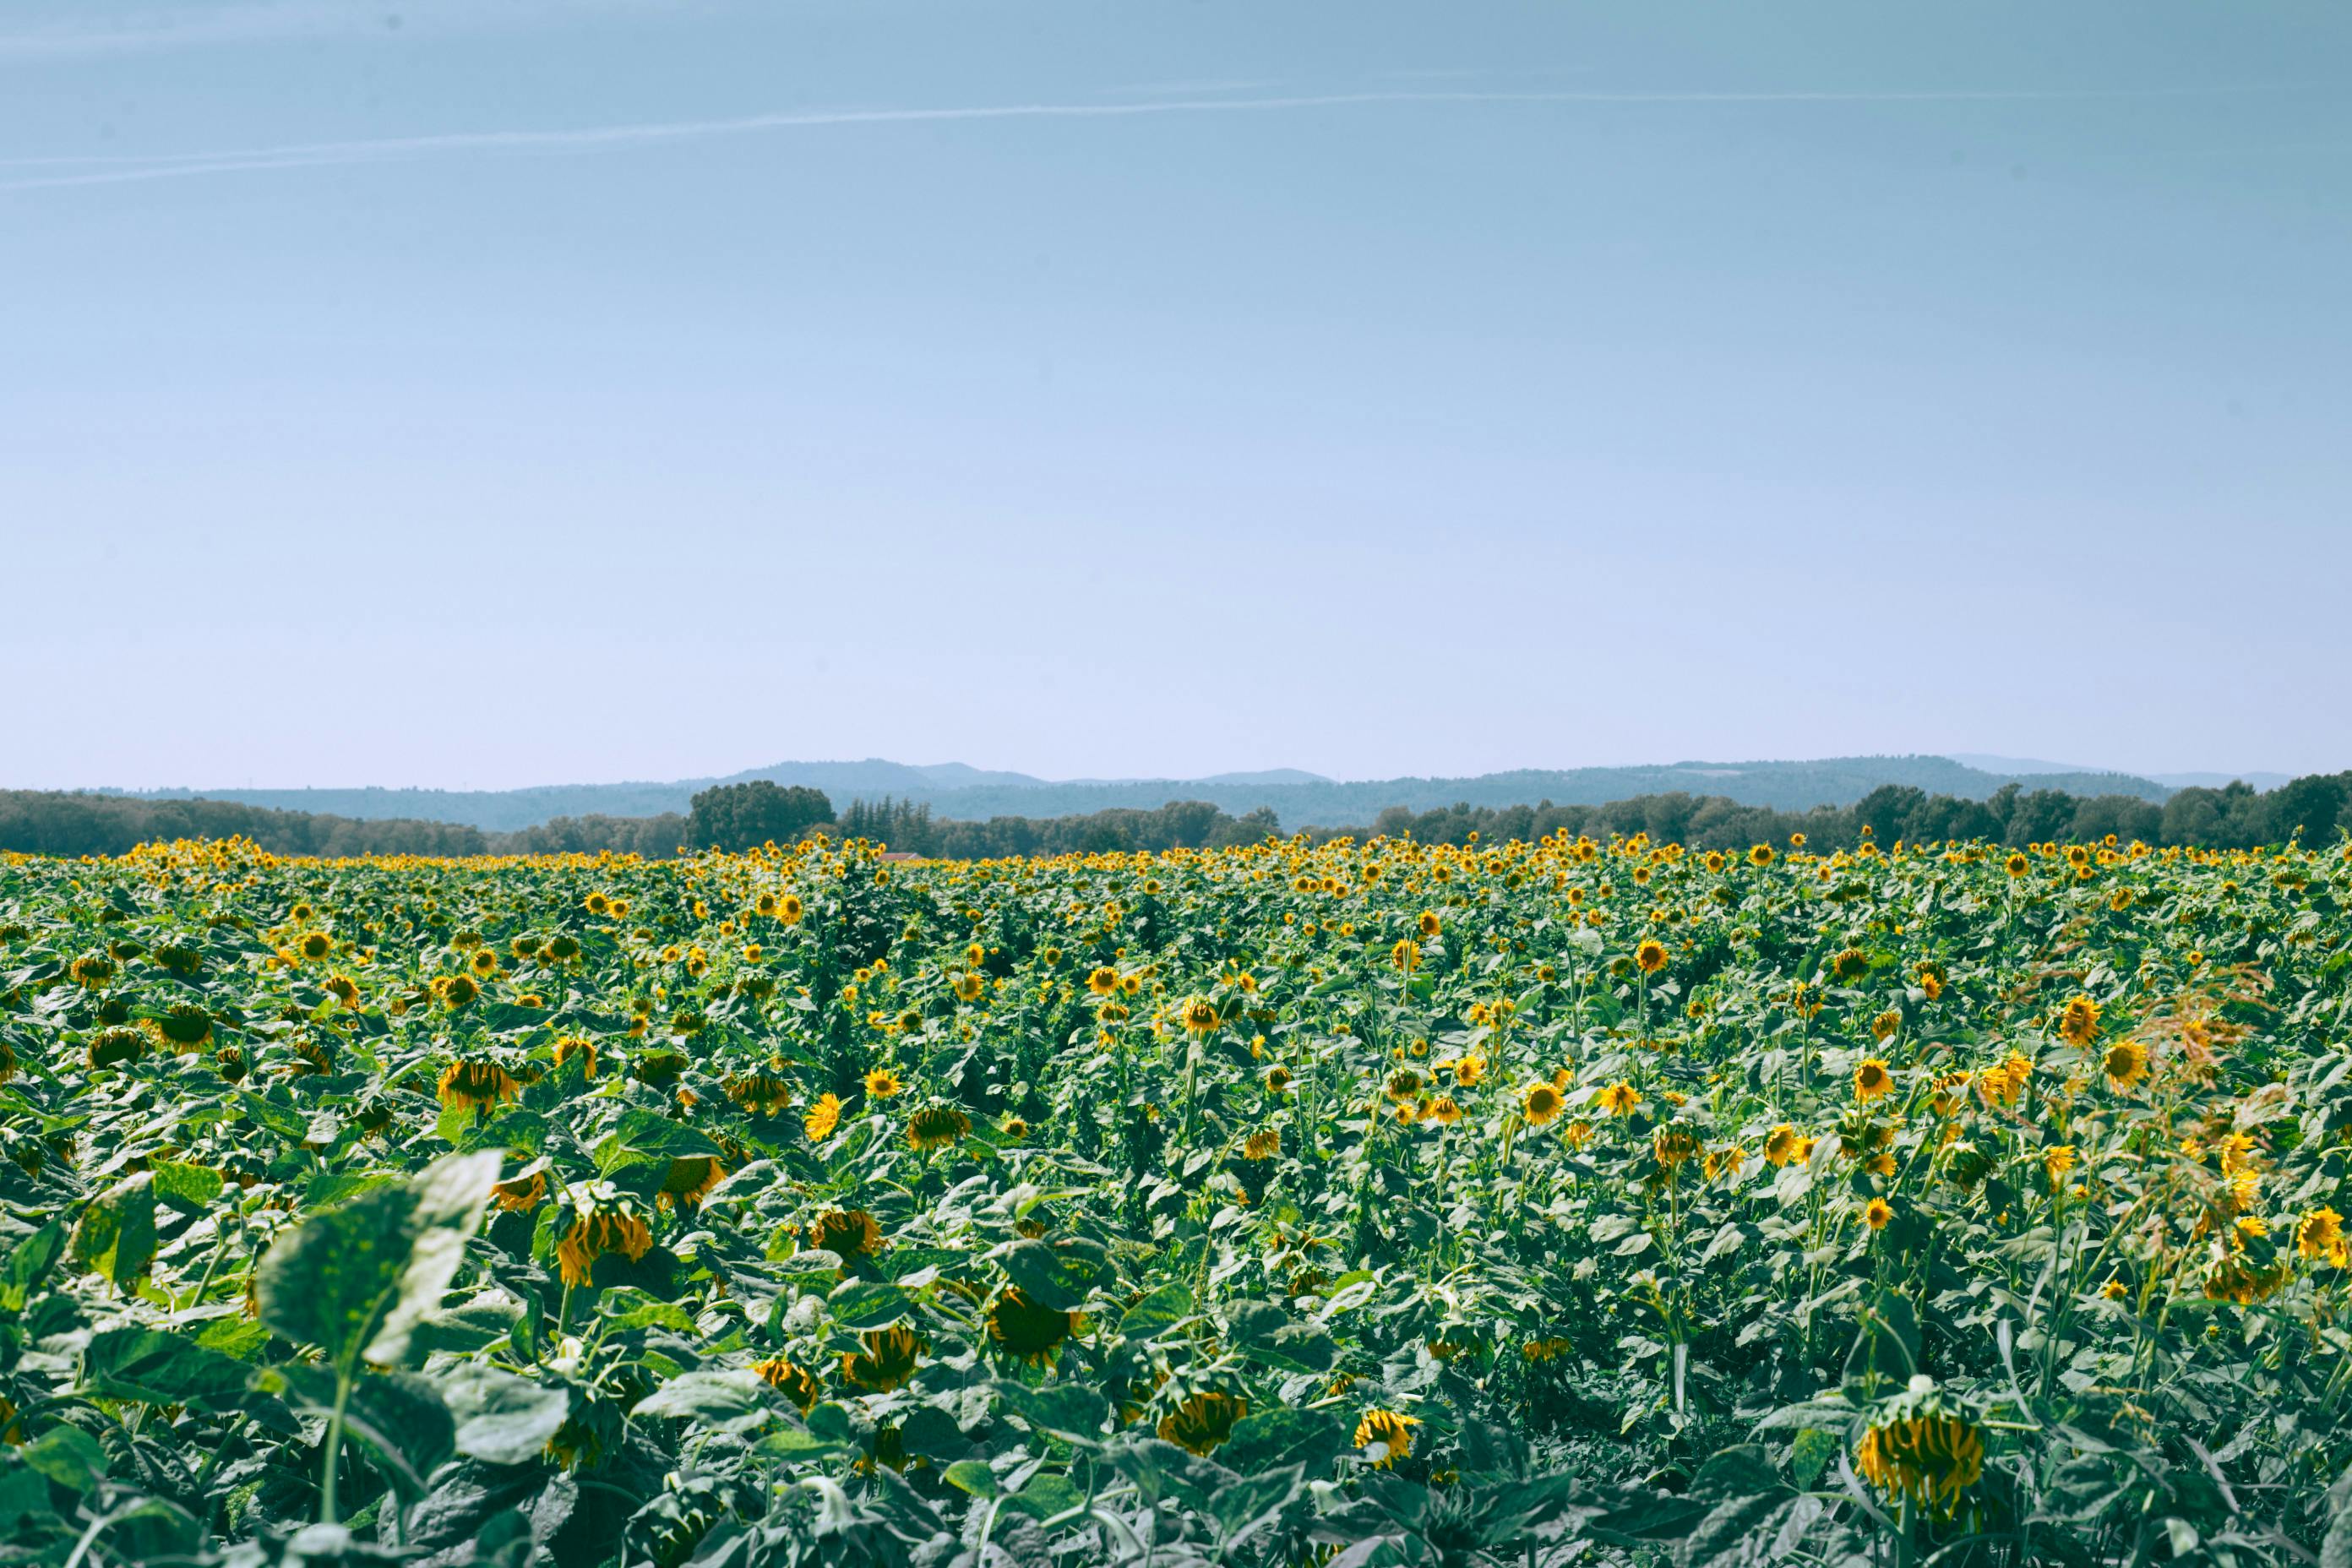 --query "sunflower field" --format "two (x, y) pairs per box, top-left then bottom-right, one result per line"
(3, 827), (2351, 1567)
